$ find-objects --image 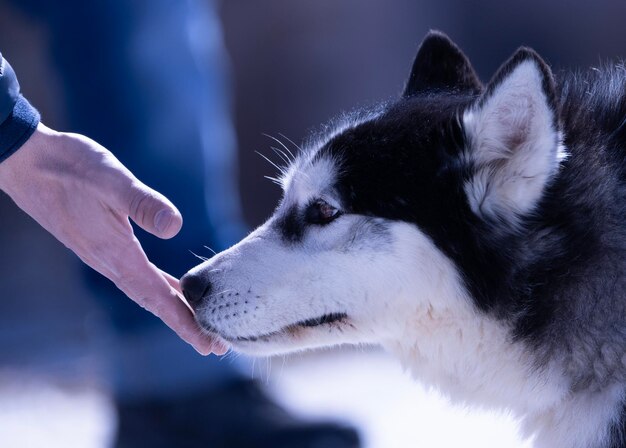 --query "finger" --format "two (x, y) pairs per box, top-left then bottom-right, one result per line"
(158, 268), (230, 354)
(160, 269), (182, 294)
(211, 340), (230, 355)
(92, 231), (227, 354)
(159, 269), (194, 312)
(121, 278), (212, 353)
(125, 180), (183, 239)
(106, 249), (216, 354)
(156, 289), (217, 355)
(142, 272), (230, 355)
